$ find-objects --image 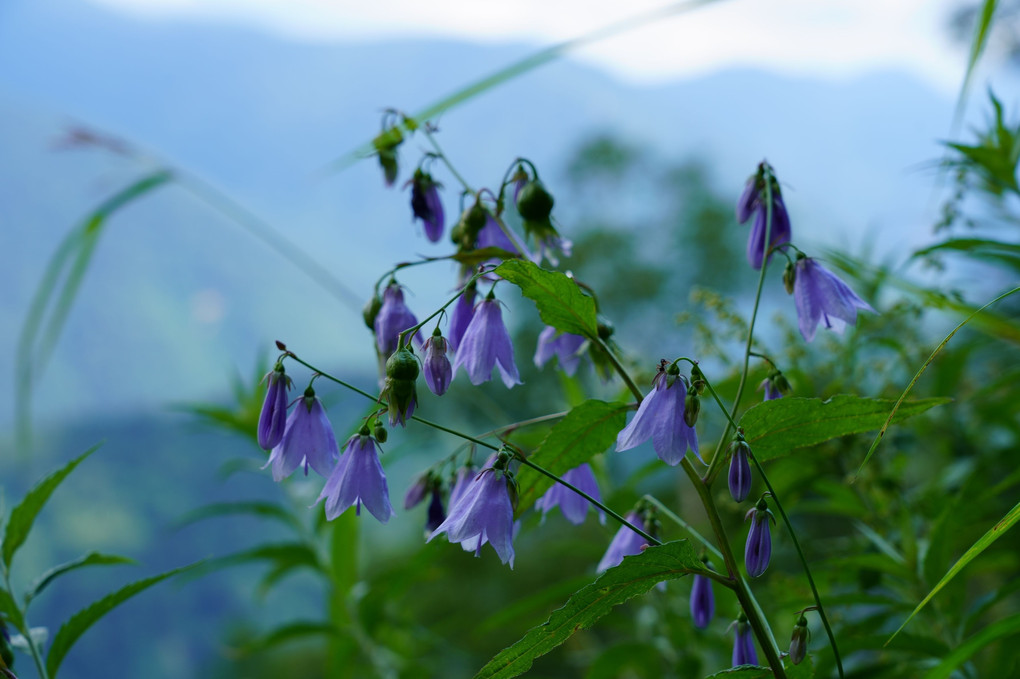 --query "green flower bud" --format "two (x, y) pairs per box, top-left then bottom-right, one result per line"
(363, 293), (383, 330)
(385, 346), (420, 381)
(789, 615), (809, 665)
(783, 260), (796, 295)
(373, 422), (388, 443)
(684, 388), (701, 427)
(516, 181), (554, 222)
